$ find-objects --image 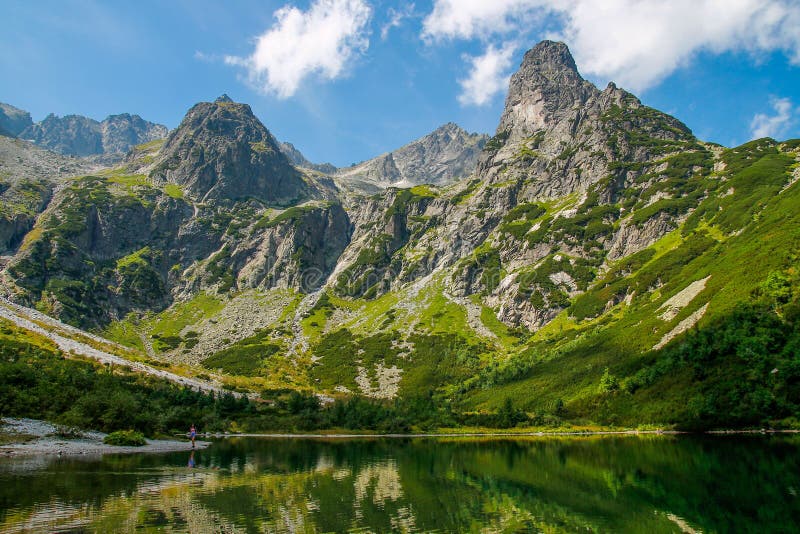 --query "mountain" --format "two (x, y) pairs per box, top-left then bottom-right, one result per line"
(335, 123), (488, 192)
(18, 110), (167, 157)
(2, 95), (348, 327)
(279, 141), (337, 174)
(0, 103), (33, 137)
(1, 42), (798, 430)
(150, 95), (312, 204)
